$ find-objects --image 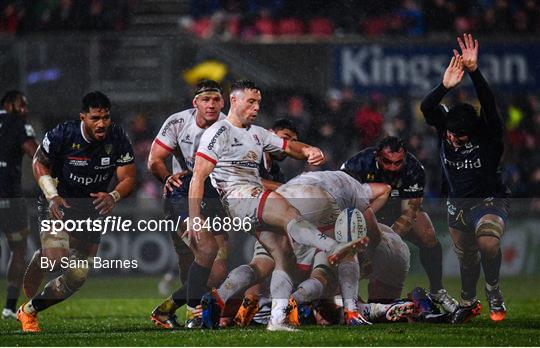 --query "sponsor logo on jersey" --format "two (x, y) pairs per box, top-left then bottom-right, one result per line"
(42, 135), (51, 153)
(117, 152), (134, 164)
(230, 160), (259, 168)
(207, 126), (227, 150)
(367, 173), (375, 181)
(403, 183), (422, 192)
(104, 144), (113, 155)
(250, 186), (262, 198)
(252, 134), (261, 145)
(460, 144), (480, 155)
(25, 124), (36, 137)
(391, 189), (400, 197)
(444, 157), (482, 170)
(244, 151), (258, 162)
(181, 134), (193, 145)
(101, 157), (110, 165)
(72, 143), (80, 149)
(69, 172), (110, 186)
(68, 156), (90, 167)
(231, 137), (243, 147)
(161, 118), (184, 136)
